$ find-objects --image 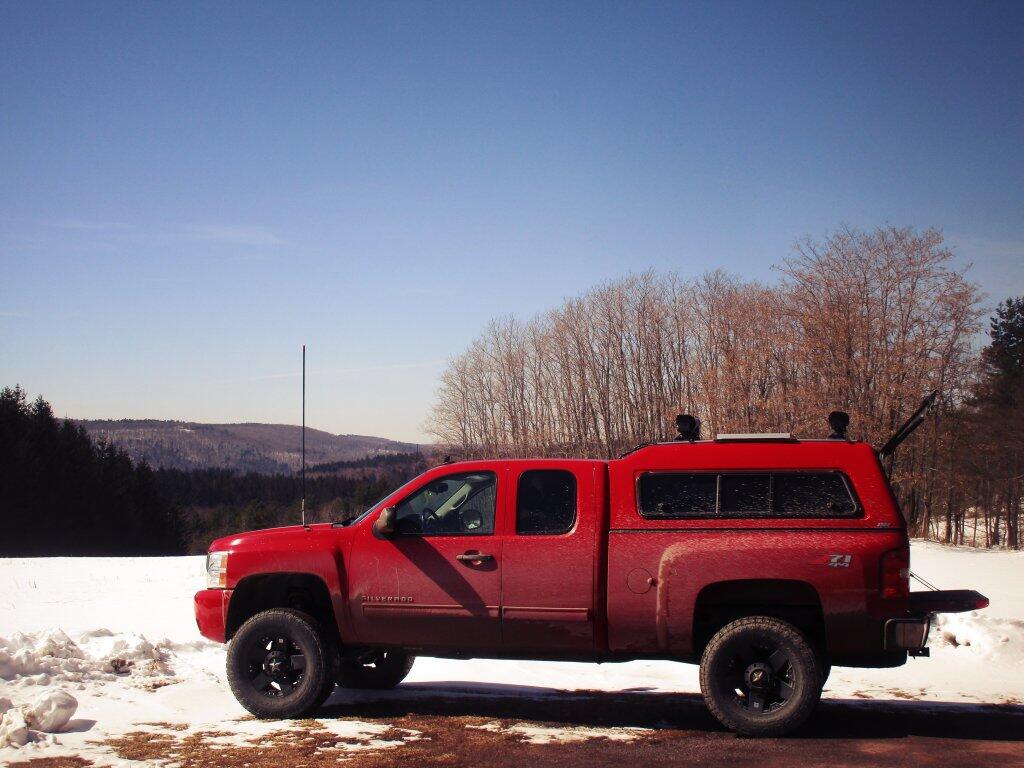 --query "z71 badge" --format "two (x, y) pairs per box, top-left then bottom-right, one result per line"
(821, 554), (852, 568)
